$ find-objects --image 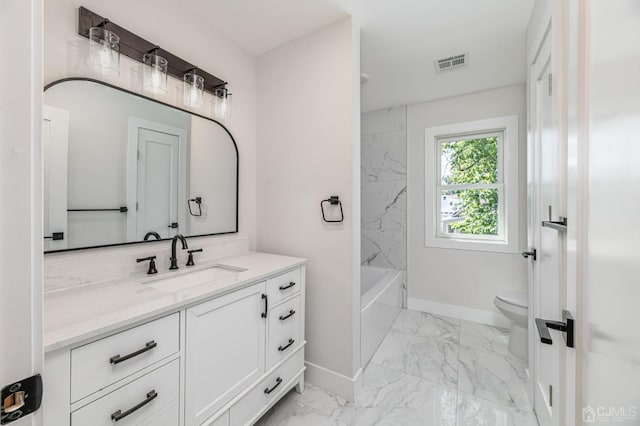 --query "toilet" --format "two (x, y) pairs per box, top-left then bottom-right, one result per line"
(494, 291), (528, 360)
